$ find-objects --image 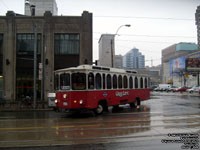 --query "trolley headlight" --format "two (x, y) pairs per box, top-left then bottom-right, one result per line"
(79, 100), (83, 105)
(54, 99), (58, 104)
(63, 94), (67, 99)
